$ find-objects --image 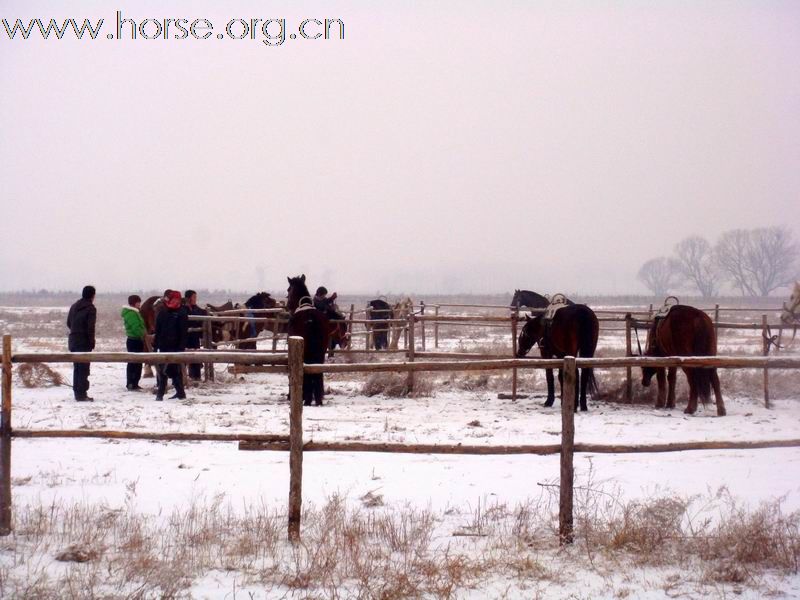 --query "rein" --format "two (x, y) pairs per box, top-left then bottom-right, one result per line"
(763, 324), (784, 351)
